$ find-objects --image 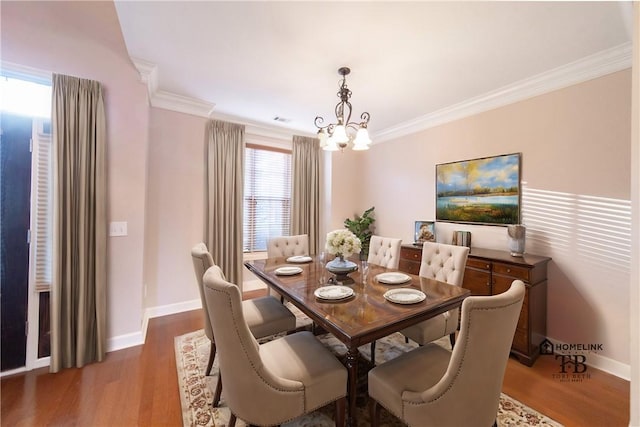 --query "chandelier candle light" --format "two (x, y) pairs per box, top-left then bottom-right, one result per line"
(315, 67), (372, 152)
(325, 229), (361, 282)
